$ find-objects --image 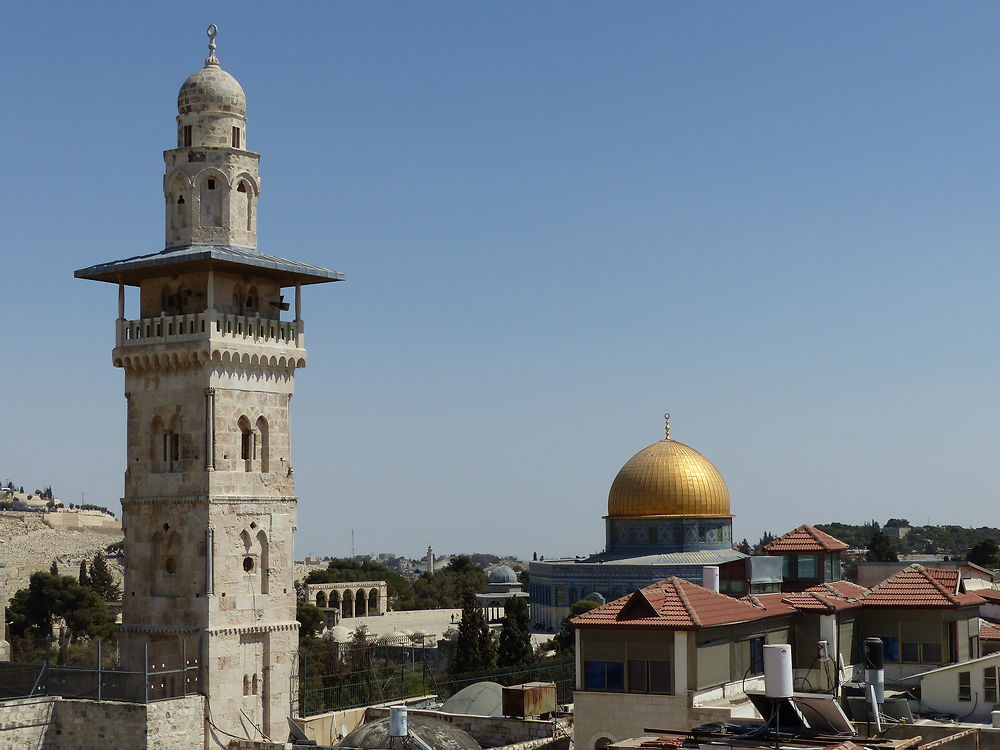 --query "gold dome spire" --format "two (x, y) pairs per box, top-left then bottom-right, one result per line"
(606, 417), (731, 519)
